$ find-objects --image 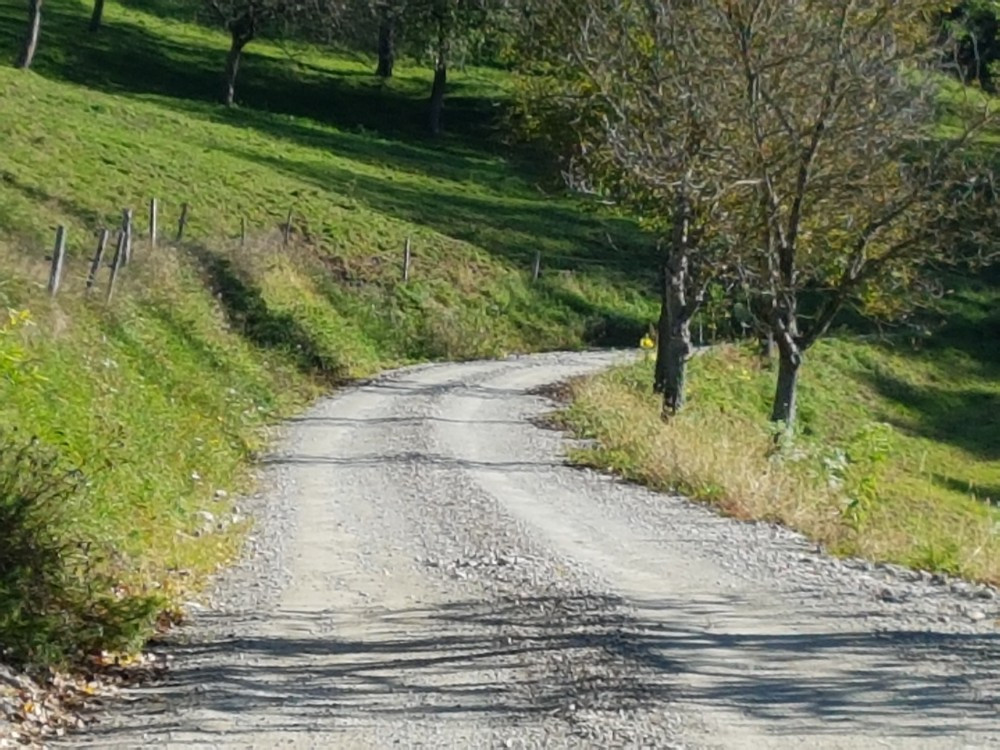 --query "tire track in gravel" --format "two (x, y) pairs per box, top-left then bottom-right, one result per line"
(68, 352), (999, 749)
